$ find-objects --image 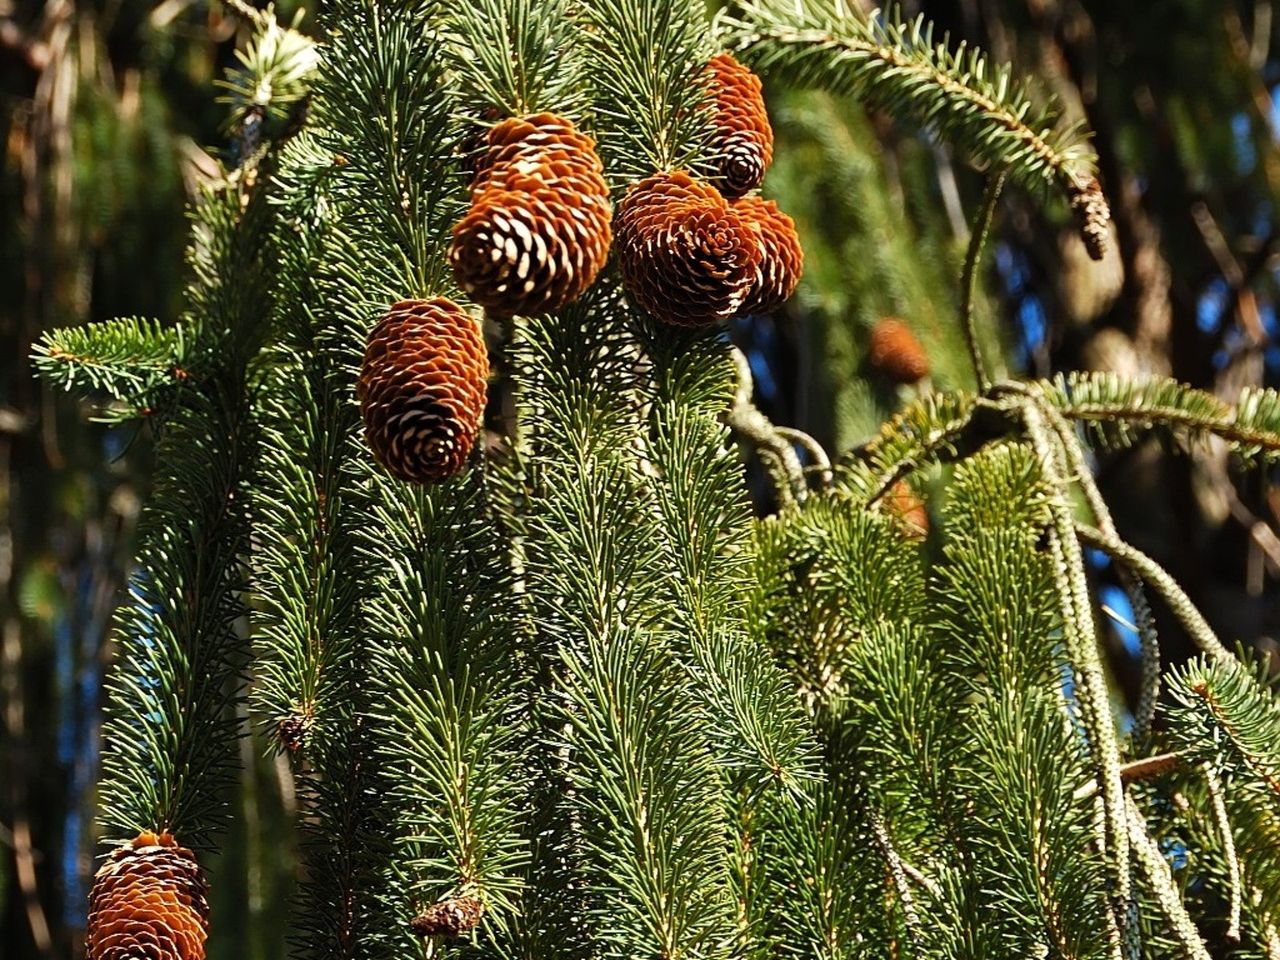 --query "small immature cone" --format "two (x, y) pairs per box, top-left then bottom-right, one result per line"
(615, 170), (762, 326)
(885, 480), (929, 538)
(704, 53), (774, 199)
(87, 831), (209, 960)
(733, 195), (803, 315)
(358, 298), (489, 484)
(450, 113), (612, 316)
(410, 896), (484, 939)
(868, 318), (930, 384)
